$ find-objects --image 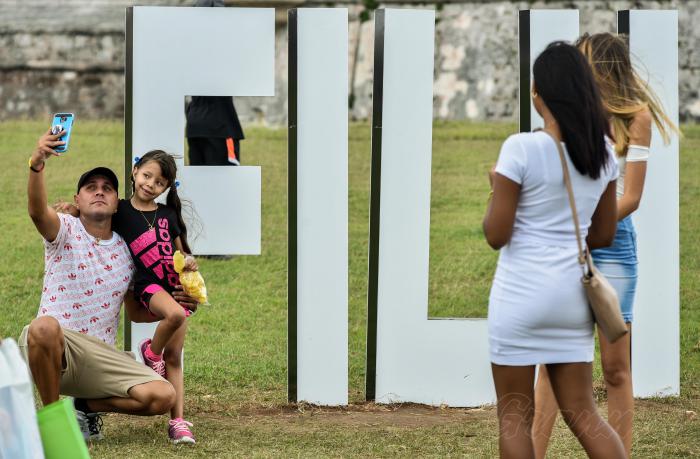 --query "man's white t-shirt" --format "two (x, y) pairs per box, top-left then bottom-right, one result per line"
(37, 214), (134, 346)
